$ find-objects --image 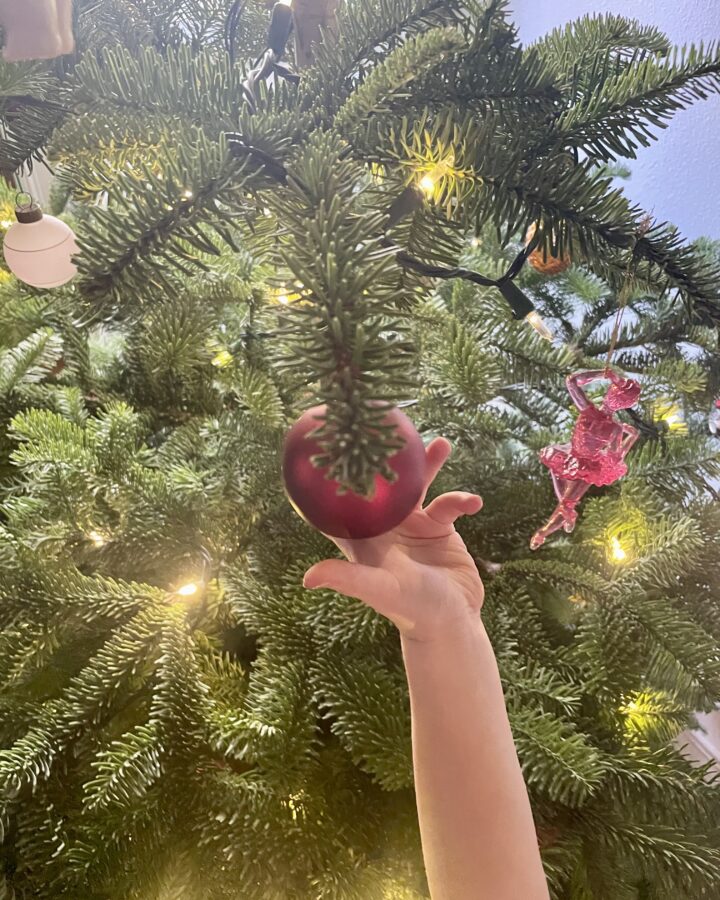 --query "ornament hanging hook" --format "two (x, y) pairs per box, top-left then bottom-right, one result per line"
(15, 191), (34, 210)
(605, 215), (653, 372)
